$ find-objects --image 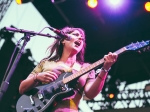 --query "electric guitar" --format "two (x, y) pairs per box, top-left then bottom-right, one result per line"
(16, 40), (150, 112)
